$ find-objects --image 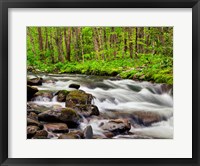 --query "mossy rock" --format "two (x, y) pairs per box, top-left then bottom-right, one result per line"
(65, 90), (93, 107)
(57, 90), (69, 102)
(33, 90), (54, 100)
